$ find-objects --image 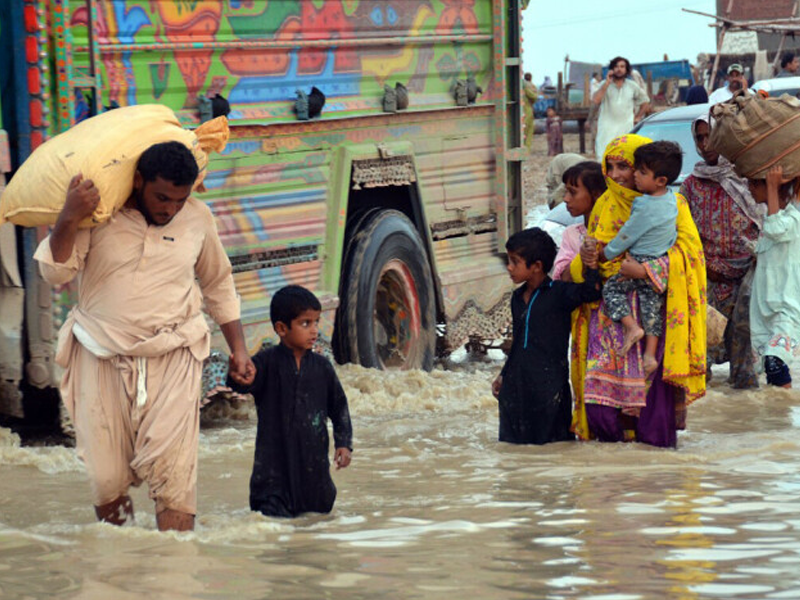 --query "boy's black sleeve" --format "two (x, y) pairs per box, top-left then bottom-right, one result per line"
(226, 349), (268, 396)
(560, 268), (602, 311)
(326, 362), (353, 450)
